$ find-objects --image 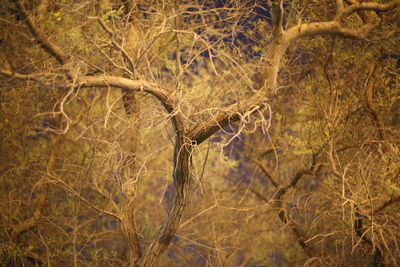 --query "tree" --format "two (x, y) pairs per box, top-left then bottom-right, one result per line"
(1, 0), (399, 266)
